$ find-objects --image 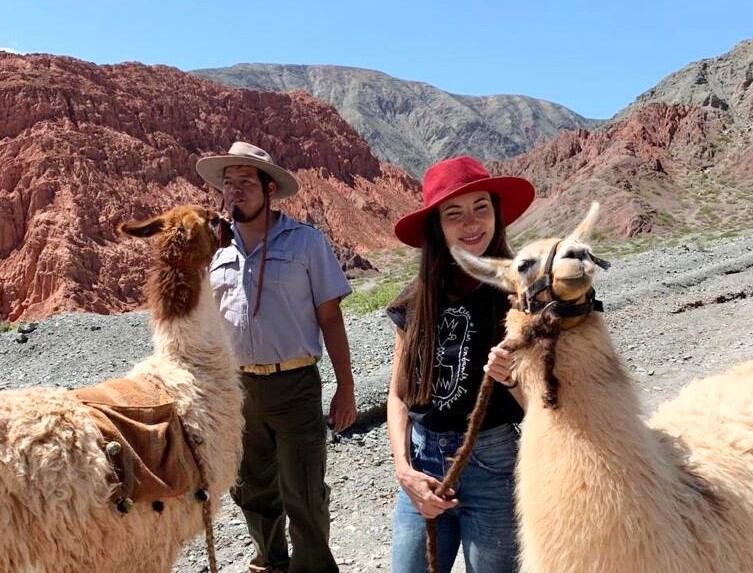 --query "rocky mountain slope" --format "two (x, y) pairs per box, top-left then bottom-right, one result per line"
(0, 53), (420, 322)
(619, 39), (753, 126)
(192, 63), (599, 176)
(500, 40), (753, 242)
